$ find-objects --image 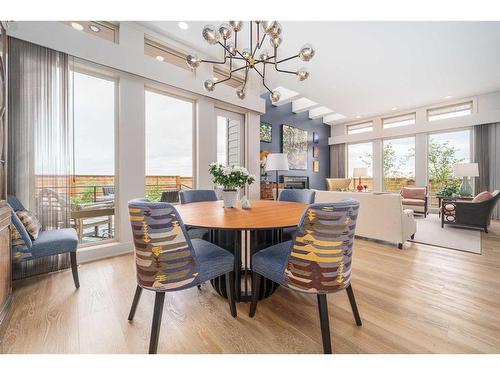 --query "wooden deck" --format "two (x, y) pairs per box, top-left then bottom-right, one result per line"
(1, 222), (499, 354)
